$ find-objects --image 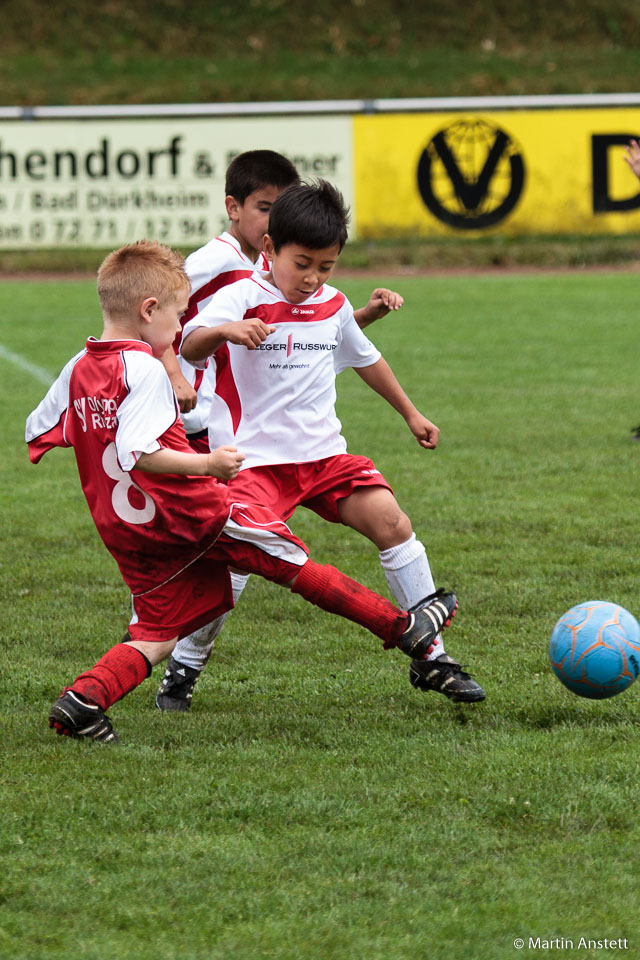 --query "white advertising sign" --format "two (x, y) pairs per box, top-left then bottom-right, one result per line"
(0, 117), (352, 249)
